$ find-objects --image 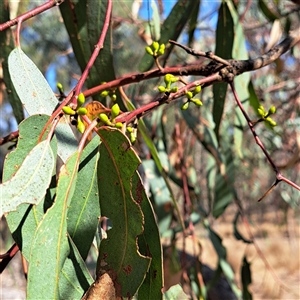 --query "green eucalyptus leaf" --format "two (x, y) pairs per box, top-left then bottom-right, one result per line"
(258, 0), (279, 22)
(59, 237), (94, 299)
(27, 151), (80, 299)
(0, 1), (23, 122)
(59, 0), (100, 95)
(3, 115), (57, 259)
(133, 172), (163, 300)
(241, 256), (253, 300)
(97, 128), (151, 298)
(67, 135), (101, 260)
(8, 47), (78, 162)
(188, 0), (201, 47)
(213, 1), (234, 140)
(139, 0), (198, 71)
(0, 140), (54, 217)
